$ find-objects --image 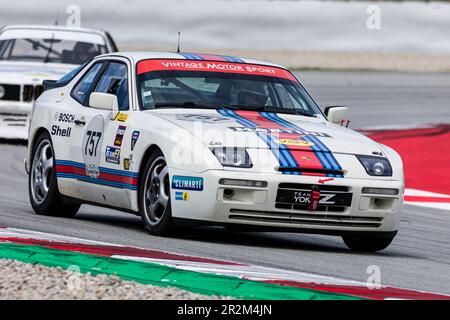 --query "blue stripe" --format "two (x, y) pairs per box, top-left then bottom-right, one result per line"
(263, 113), (343, 174)
(99, 167), (139, 178)
(220, 55), (244, 63)
(57, 173), (137, 190)
(260, 132), (292, 168)
(56, 160), (138, 178)
(180, 52), (204, 60)
(219, 109), (297, 167)
(258, 112), (301, 170)
(55, 160), (85, 169)
(219, 109), (296, 170)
